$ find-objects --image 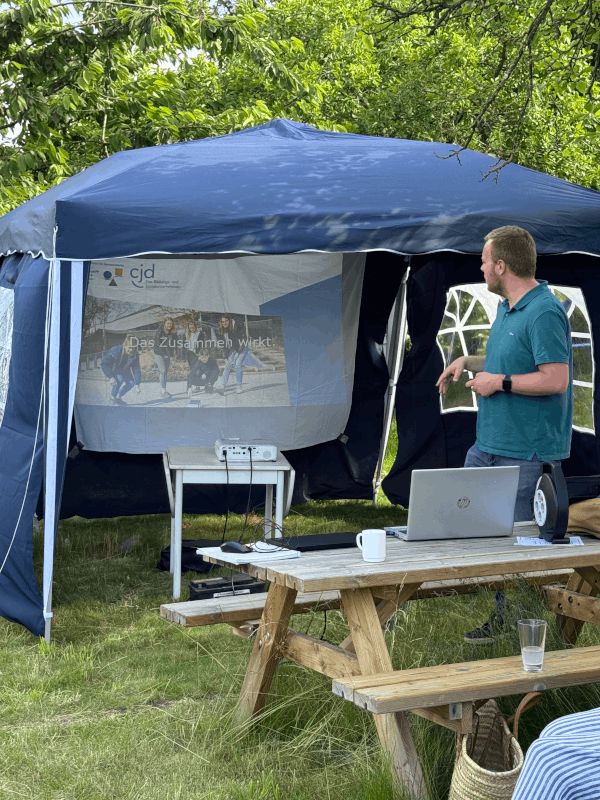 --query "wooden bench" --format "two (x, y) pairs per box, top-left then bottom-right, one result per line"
(160, 569), (572, 630)
(332, 645), (600, 733)
(160, 589), (342, 629)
